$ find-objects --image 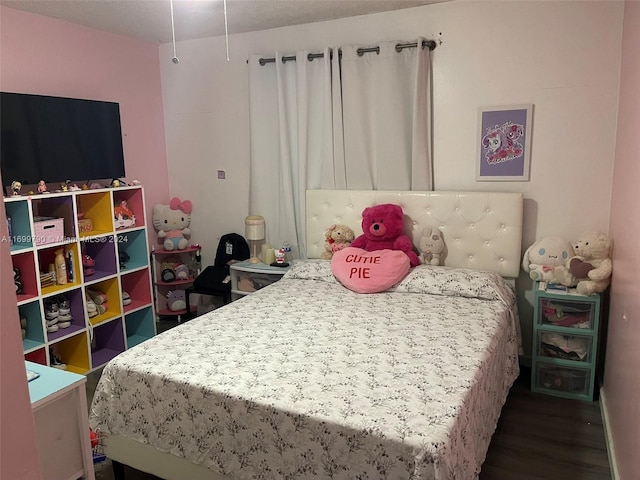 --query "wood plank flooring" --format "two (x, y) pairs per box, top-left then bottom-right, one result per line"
(90, 360), (611, 480)
(480, 368), (611, 480)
